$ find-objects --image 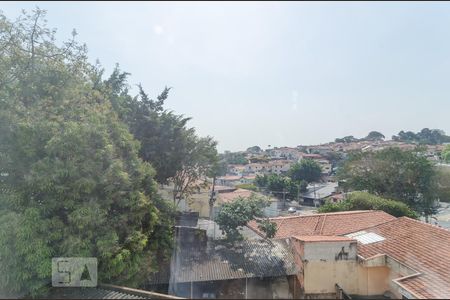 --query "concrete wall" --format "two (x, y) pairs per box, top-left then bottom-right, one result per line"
(303, 260), (357, 294)
(303, 242), (357, 261)
(291, 239), (397, 298)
